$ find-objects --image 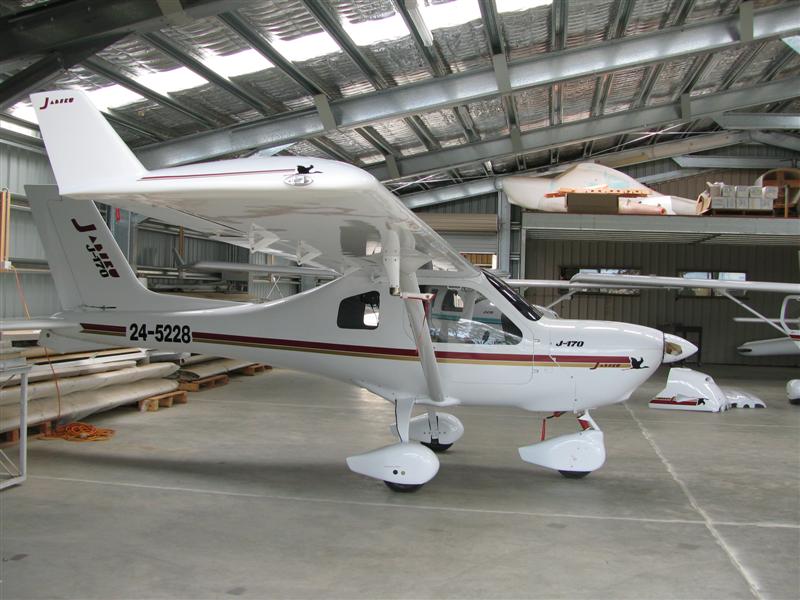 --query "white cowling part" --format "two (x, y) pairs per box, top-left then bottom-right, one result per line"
(346, 442), (439, 485)
(788, 379), (800, 403)
(651, 368), (765, 411)
(518, 430), (606, 473)
(389, 412), (464, 445)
